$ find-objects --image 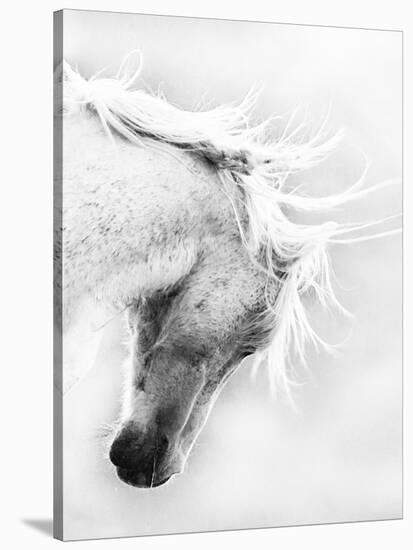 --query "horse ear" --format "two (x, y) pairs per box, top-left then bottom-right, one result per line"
(62, 60), (87, 85)
(54, 60), (83, 86)
(54, 60), (86, 116)
(62, 60), (78, 81)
